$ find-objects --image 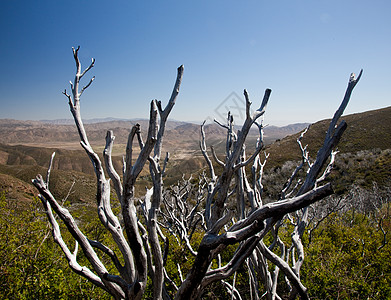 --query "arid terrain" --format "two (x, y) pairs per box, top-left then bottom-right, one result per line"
(0, 118), (308, 155)
(1, 106), (391, 202)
